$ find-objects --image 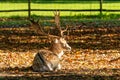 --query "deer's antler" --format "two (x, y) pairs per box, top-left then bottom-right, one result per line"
(54, 11), (68, 37)
(30, 11), (68, 38)
(30, 19), (58, 38)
